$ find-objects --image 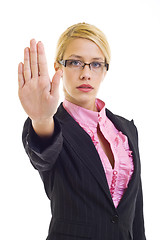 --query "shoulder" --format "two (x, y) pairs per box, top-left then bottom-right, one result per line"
(105, 107), (134, 124)
(105, 107), (139, 138)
